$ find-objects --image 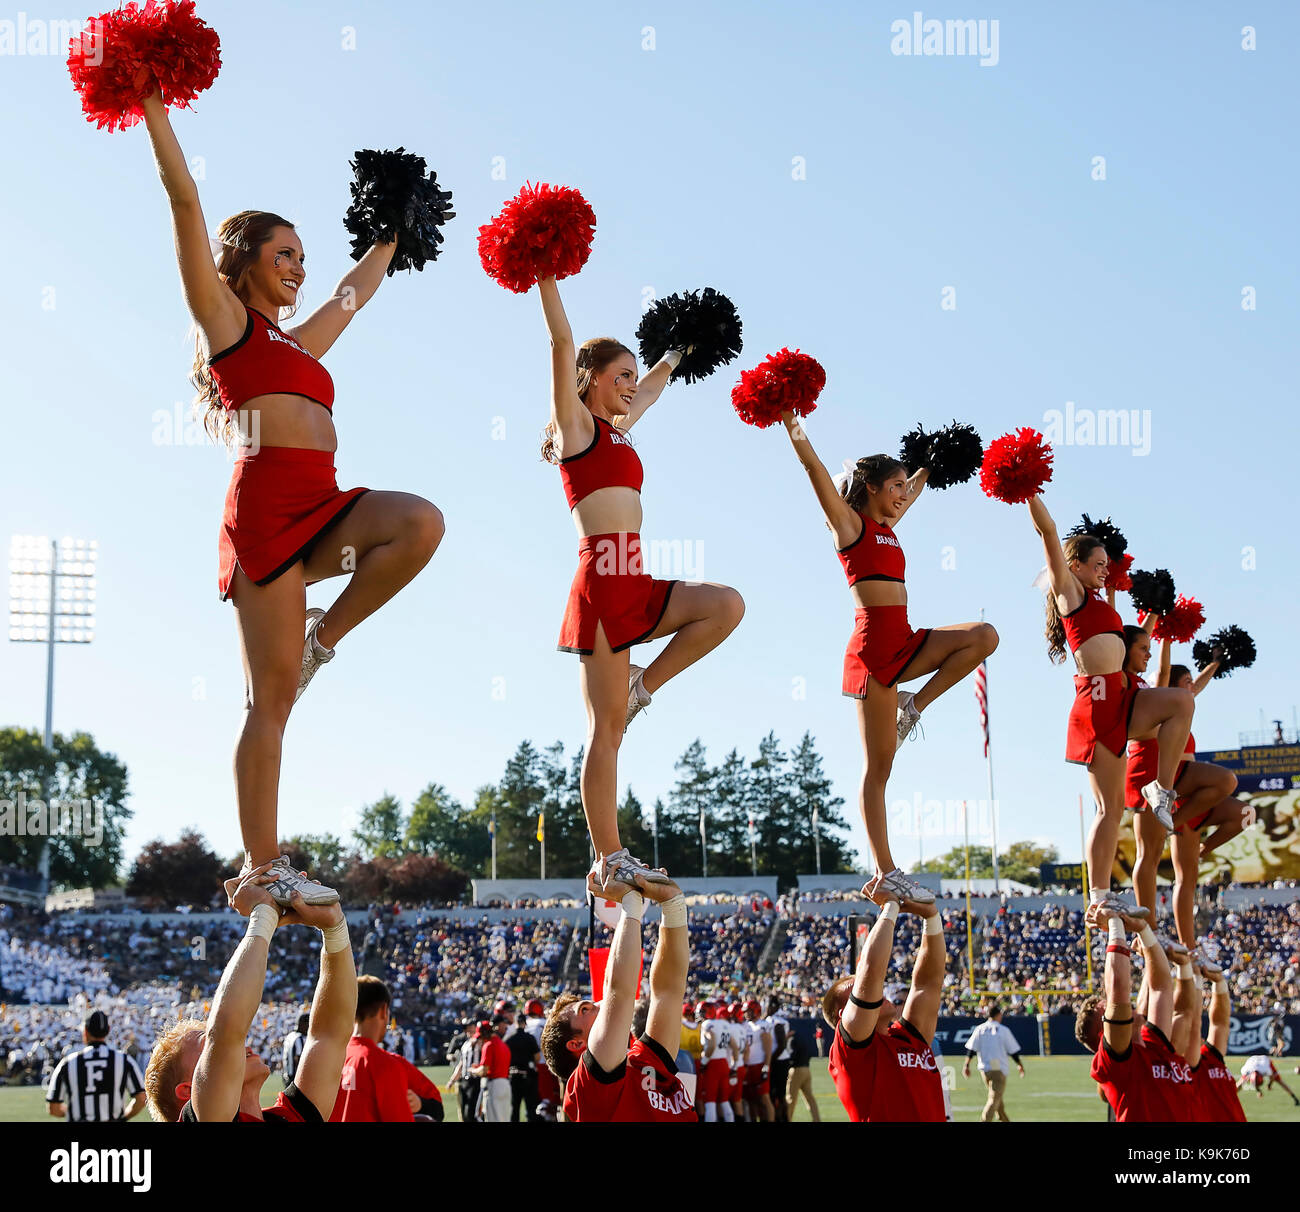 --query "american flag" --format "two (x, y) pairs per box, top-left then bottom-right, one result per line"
(975, 660), (990, 756)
